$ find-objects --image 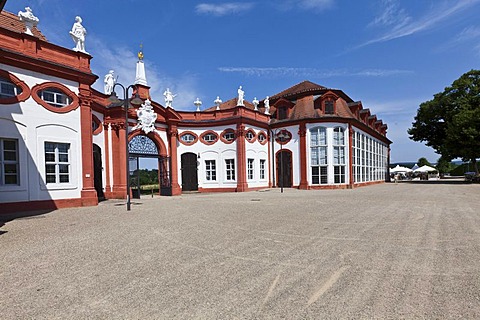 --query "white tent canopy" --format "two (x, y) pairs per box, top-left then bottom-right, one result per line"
(390, 165), (413, 173)
(413, 165), (437, 173)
